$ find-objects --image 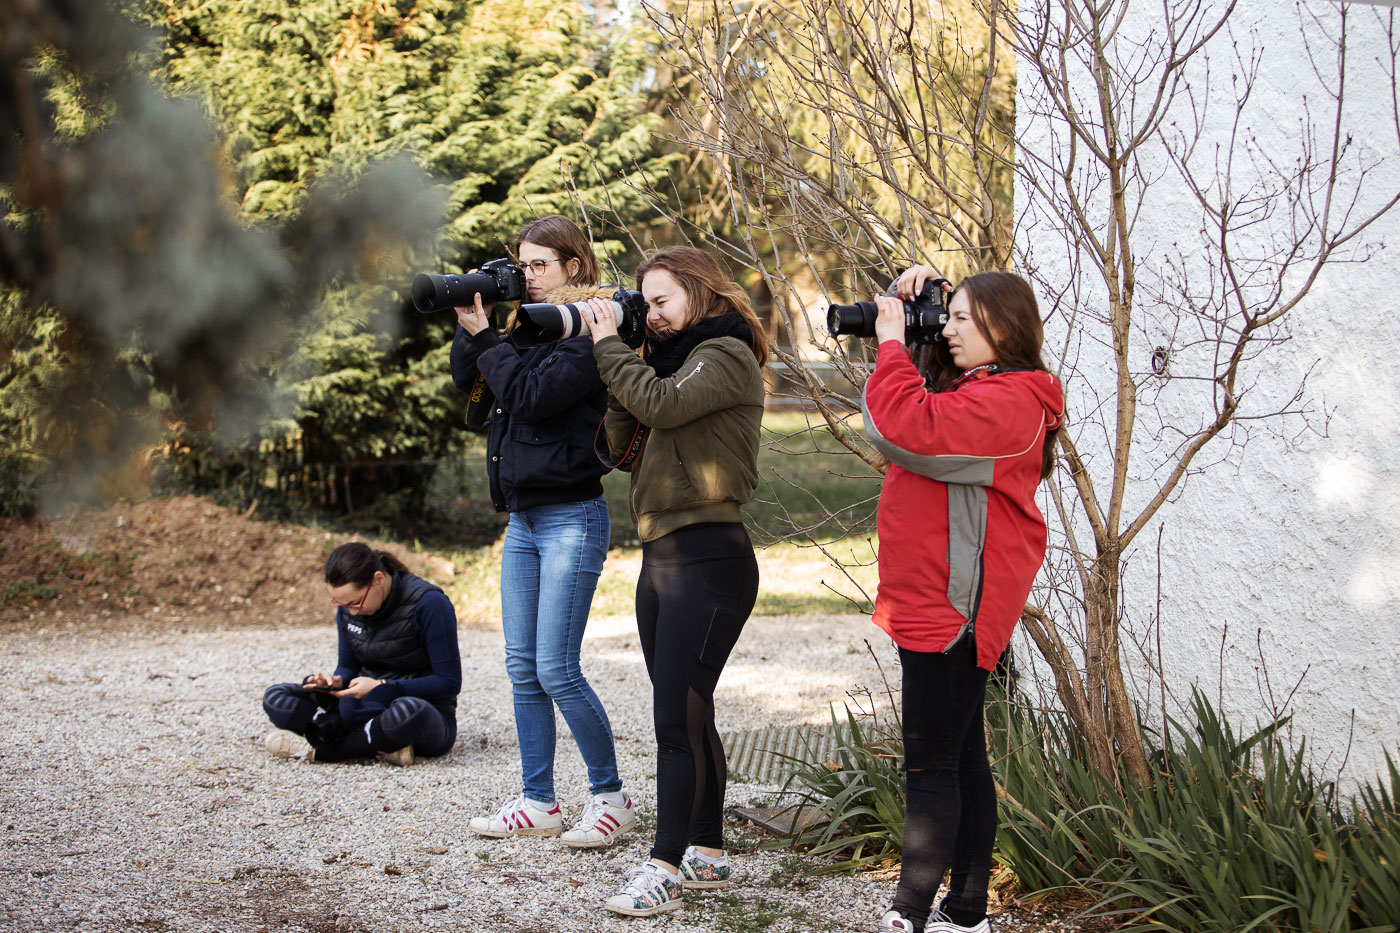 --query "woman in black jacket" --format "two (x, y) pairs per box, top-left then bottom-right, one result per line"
(450, 215), (637, 849)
